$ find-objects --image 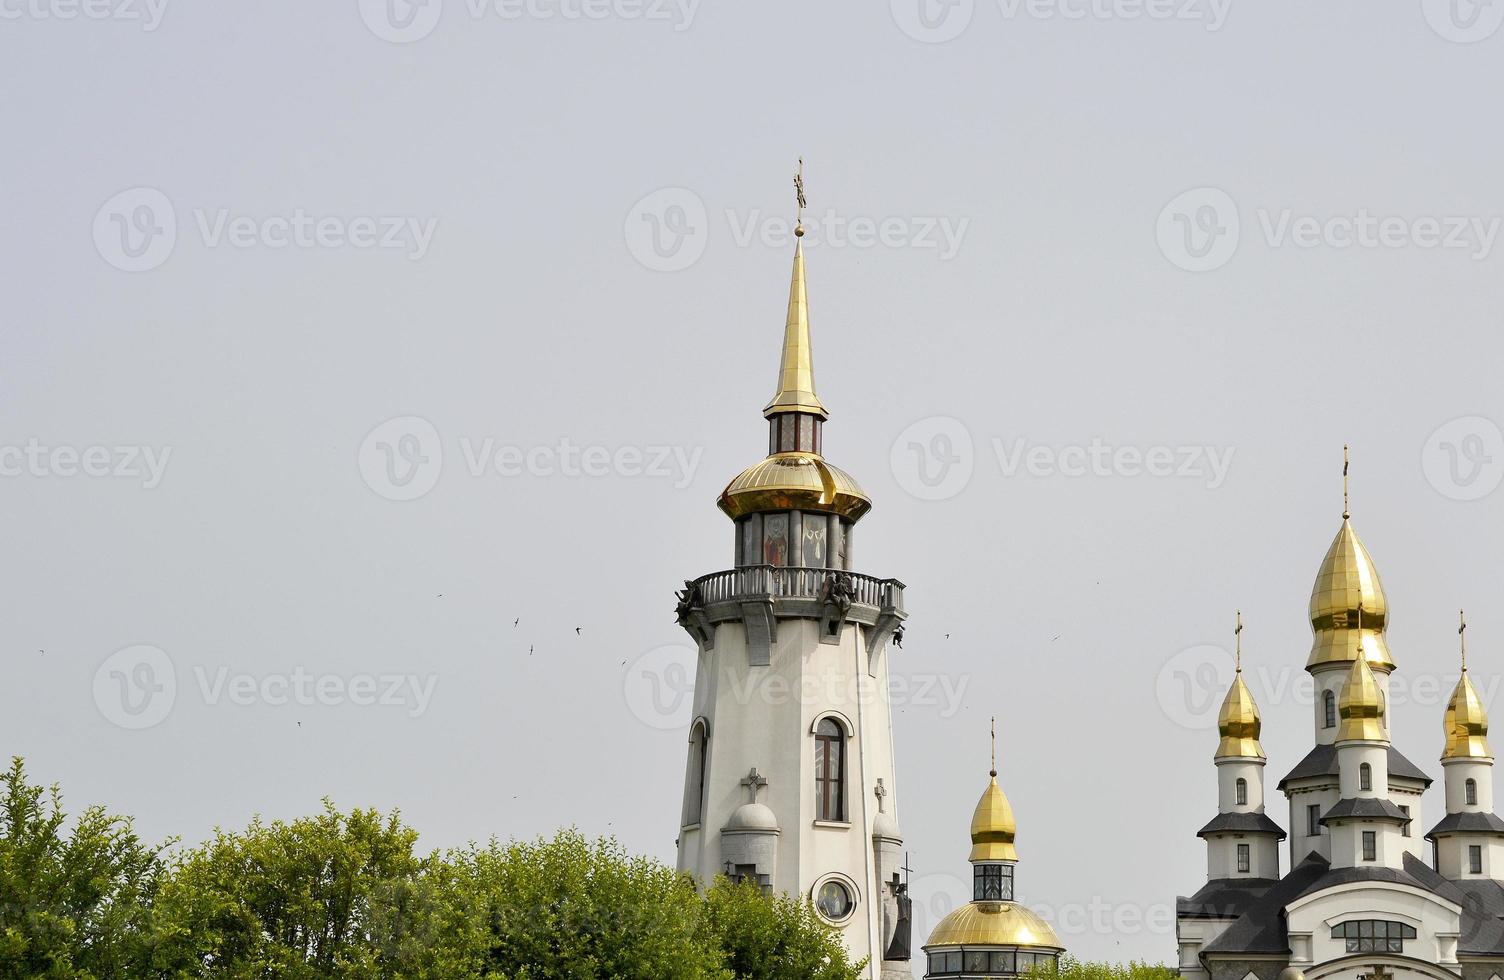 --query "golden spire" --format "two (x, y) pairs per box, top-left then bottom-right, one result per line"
(1336, 646), (1387, 742)
(1217, 611), (1265, 759)
(970, 720), (1018, 862)
(763, 159), (828, 421)
(1444, 609), (1492, 759)
(1307, 448), (1393, 671)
